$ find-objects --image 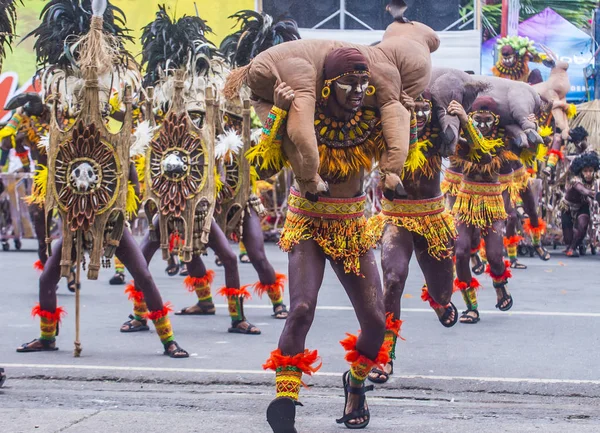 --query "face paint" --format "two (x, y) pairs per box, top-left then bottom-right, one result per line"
(336, 82), (354, 95)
